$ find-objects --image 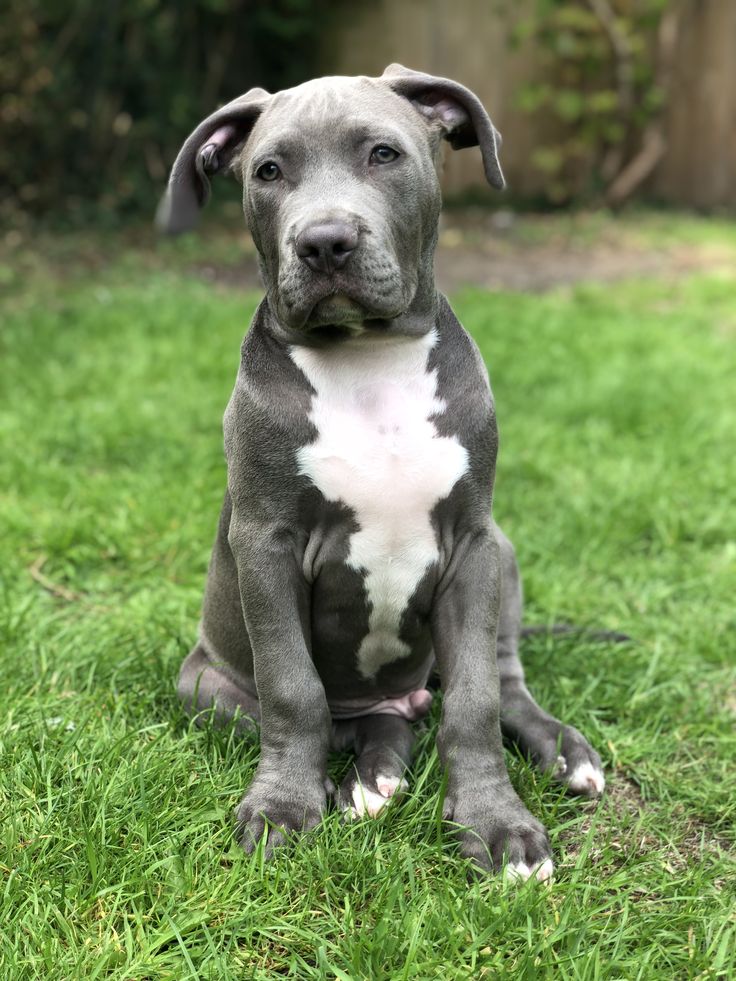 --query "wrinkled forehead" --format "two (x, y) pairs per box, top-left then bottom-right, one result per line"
(245, 75), (429, 157)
